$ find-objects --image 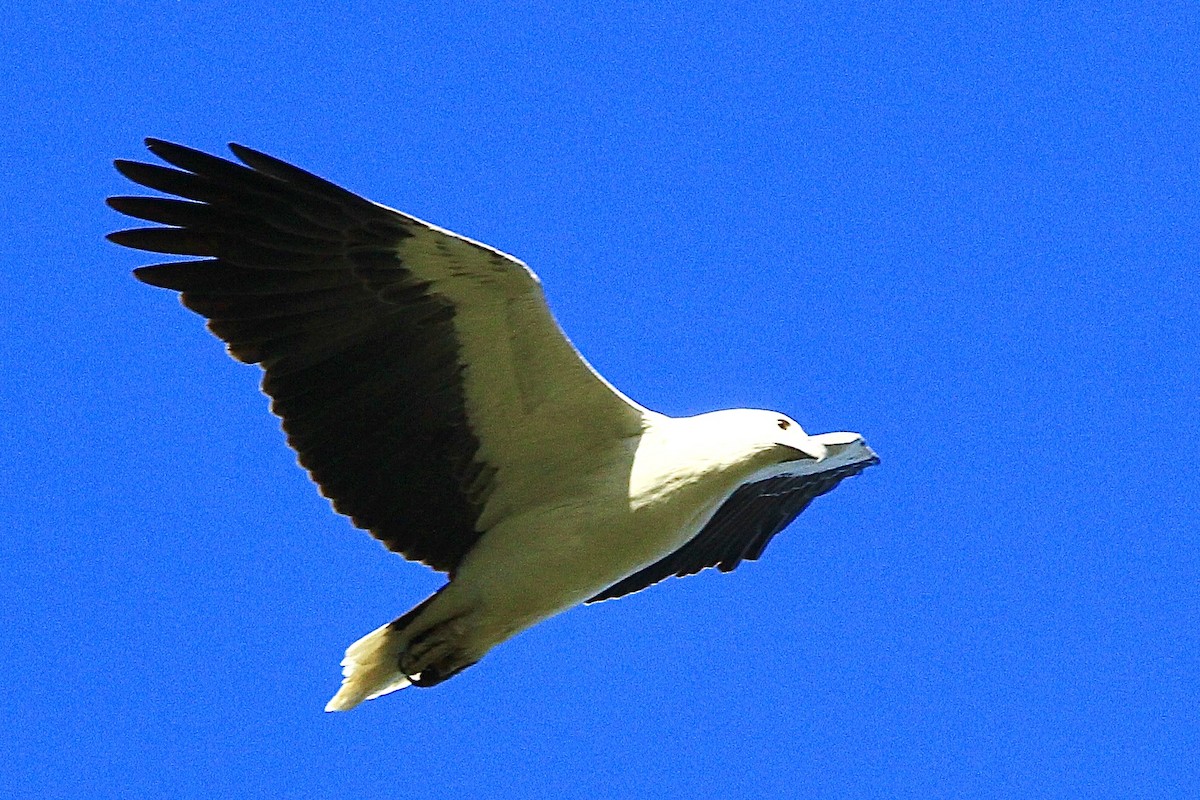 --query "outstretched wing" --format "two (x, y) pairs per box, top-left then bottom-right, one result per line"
(110, 139), (646, 573)
(587, 459), (878, 602)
